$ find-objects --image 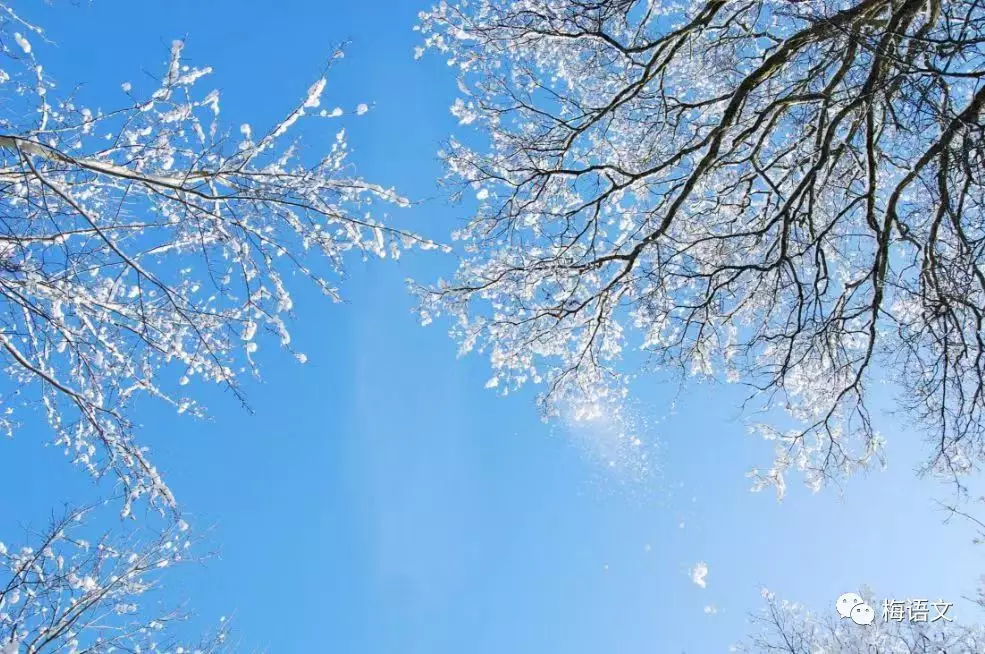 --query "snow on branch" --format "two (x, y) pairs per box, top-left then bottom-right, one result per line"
(0, 11), (442, 513)
(416, 0), (985, 495)
(0, 502), (230, 653)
